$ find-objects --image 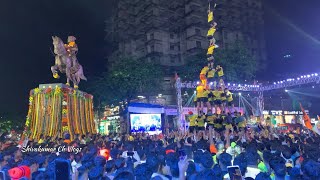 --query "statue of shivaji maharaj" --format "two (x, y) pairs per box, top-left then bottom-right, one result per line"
(64, 36), (79, 72)
(51, 36), (87, 89)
